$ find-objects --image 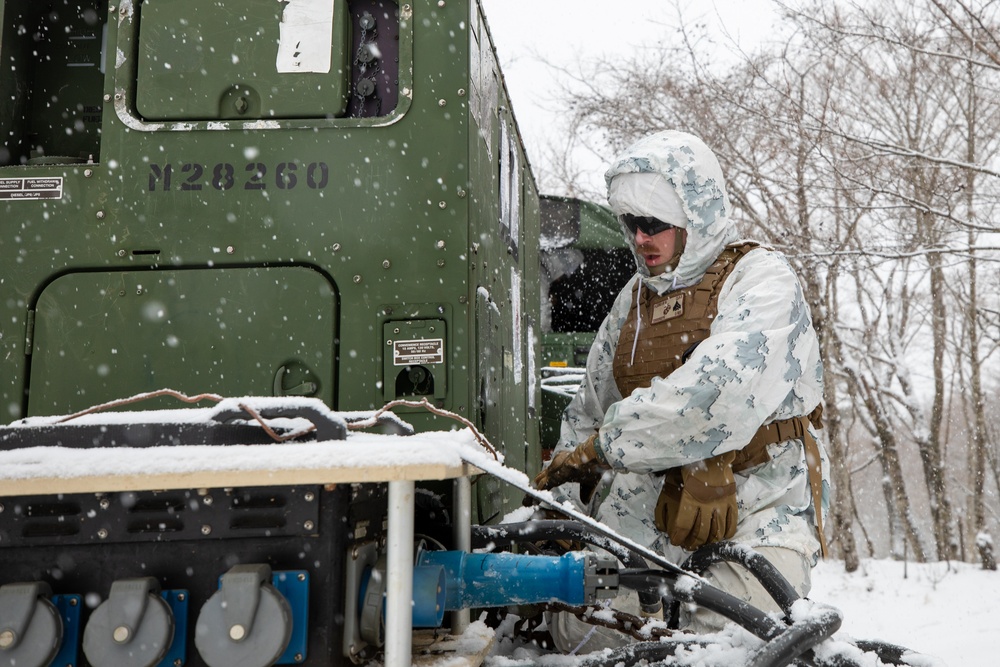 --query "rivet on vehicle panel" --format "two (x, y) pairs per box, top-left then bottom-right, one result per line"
(174, 660), (183, 667)
(69, 597), (78, 606)
(438, 99), (447, 107)
(437, 259), (446, 267)
(303, 520), (315, 531)
(96, 210), (105, 219)
(393, 328), (400, 334)
(458, 88), (465, 96)
(457, 188), (466, 198)
(438, 0), (445, 6)
(438, 201), (447, 209)
(203, 495), (213, 505)
(109, 5), (116, 12)
(84, 169), (93, 178)
(0, 630), (13, 649)
(136, 288), (142, 295)
(97, 529), (108, 539)
(104, 94), (111, 101)
(295, 653), (304, 662)
(117, 250), (126, 258)
(332, 243), (341, 252)
(100, 498), (110, 509)
(114, 93), (122, 101)
(229, 624), (246, 641)
(353, 275), (362, 284)
(459, 295), (467, 304)
(201, 525), (212, 535)
(382, 259), (391, 269)
(177, 593), (186, 602)
(436, 240), (446, 249)
(113, 626), (130, 644)
(304, 492), (315, 502)
(226, 246), (235, 255)
(119, 290), (126, 297)
(386, 340), (392, 345)
(297, 573), (306, 582)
